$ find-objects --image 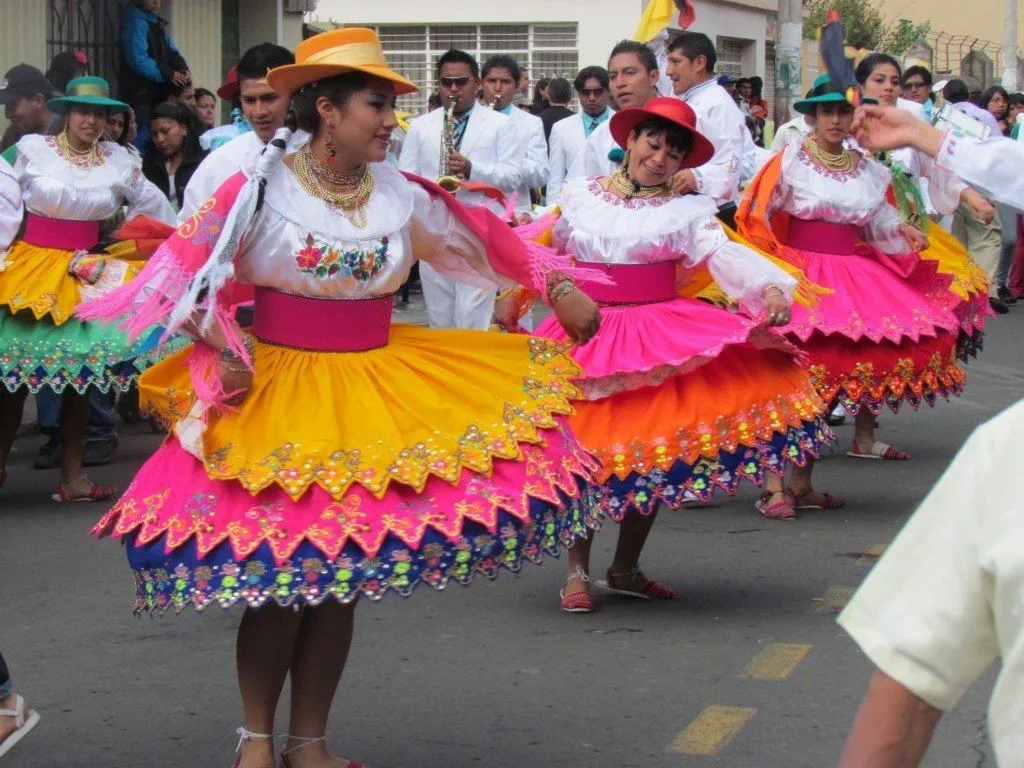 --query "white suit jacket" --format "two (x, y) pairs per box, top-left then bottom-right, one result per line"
(506, 107), (548, 214)
(547, 110), (616, 205)
(399, 106), (522, 215)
